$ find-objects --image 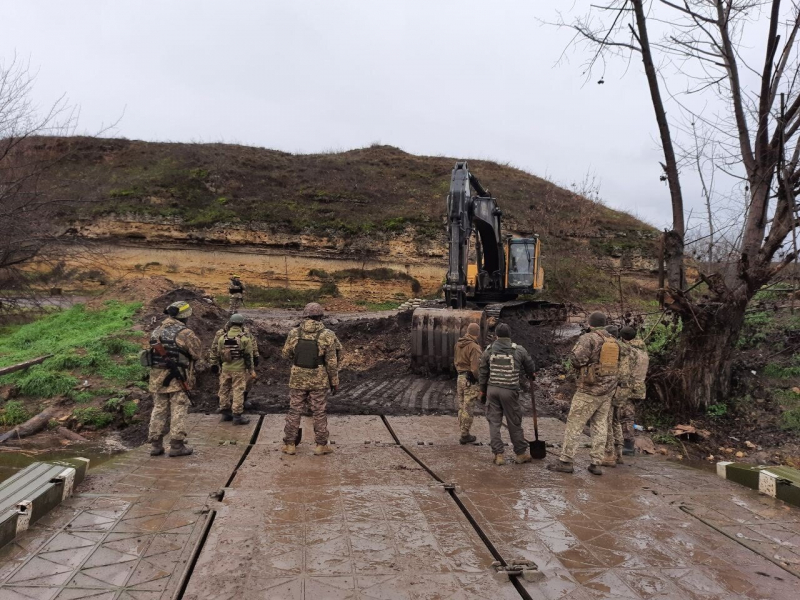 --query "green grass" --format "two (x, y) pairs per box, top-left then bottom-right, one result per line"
(354, 300), (402, 311)
(0, 302), (146, 399)
(773, 388), (800, 432)
(72, 407), (114, 428)
(651, 433), (679, 446)
(0, 401), (30, 426)
(764, 359), (800, 379)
